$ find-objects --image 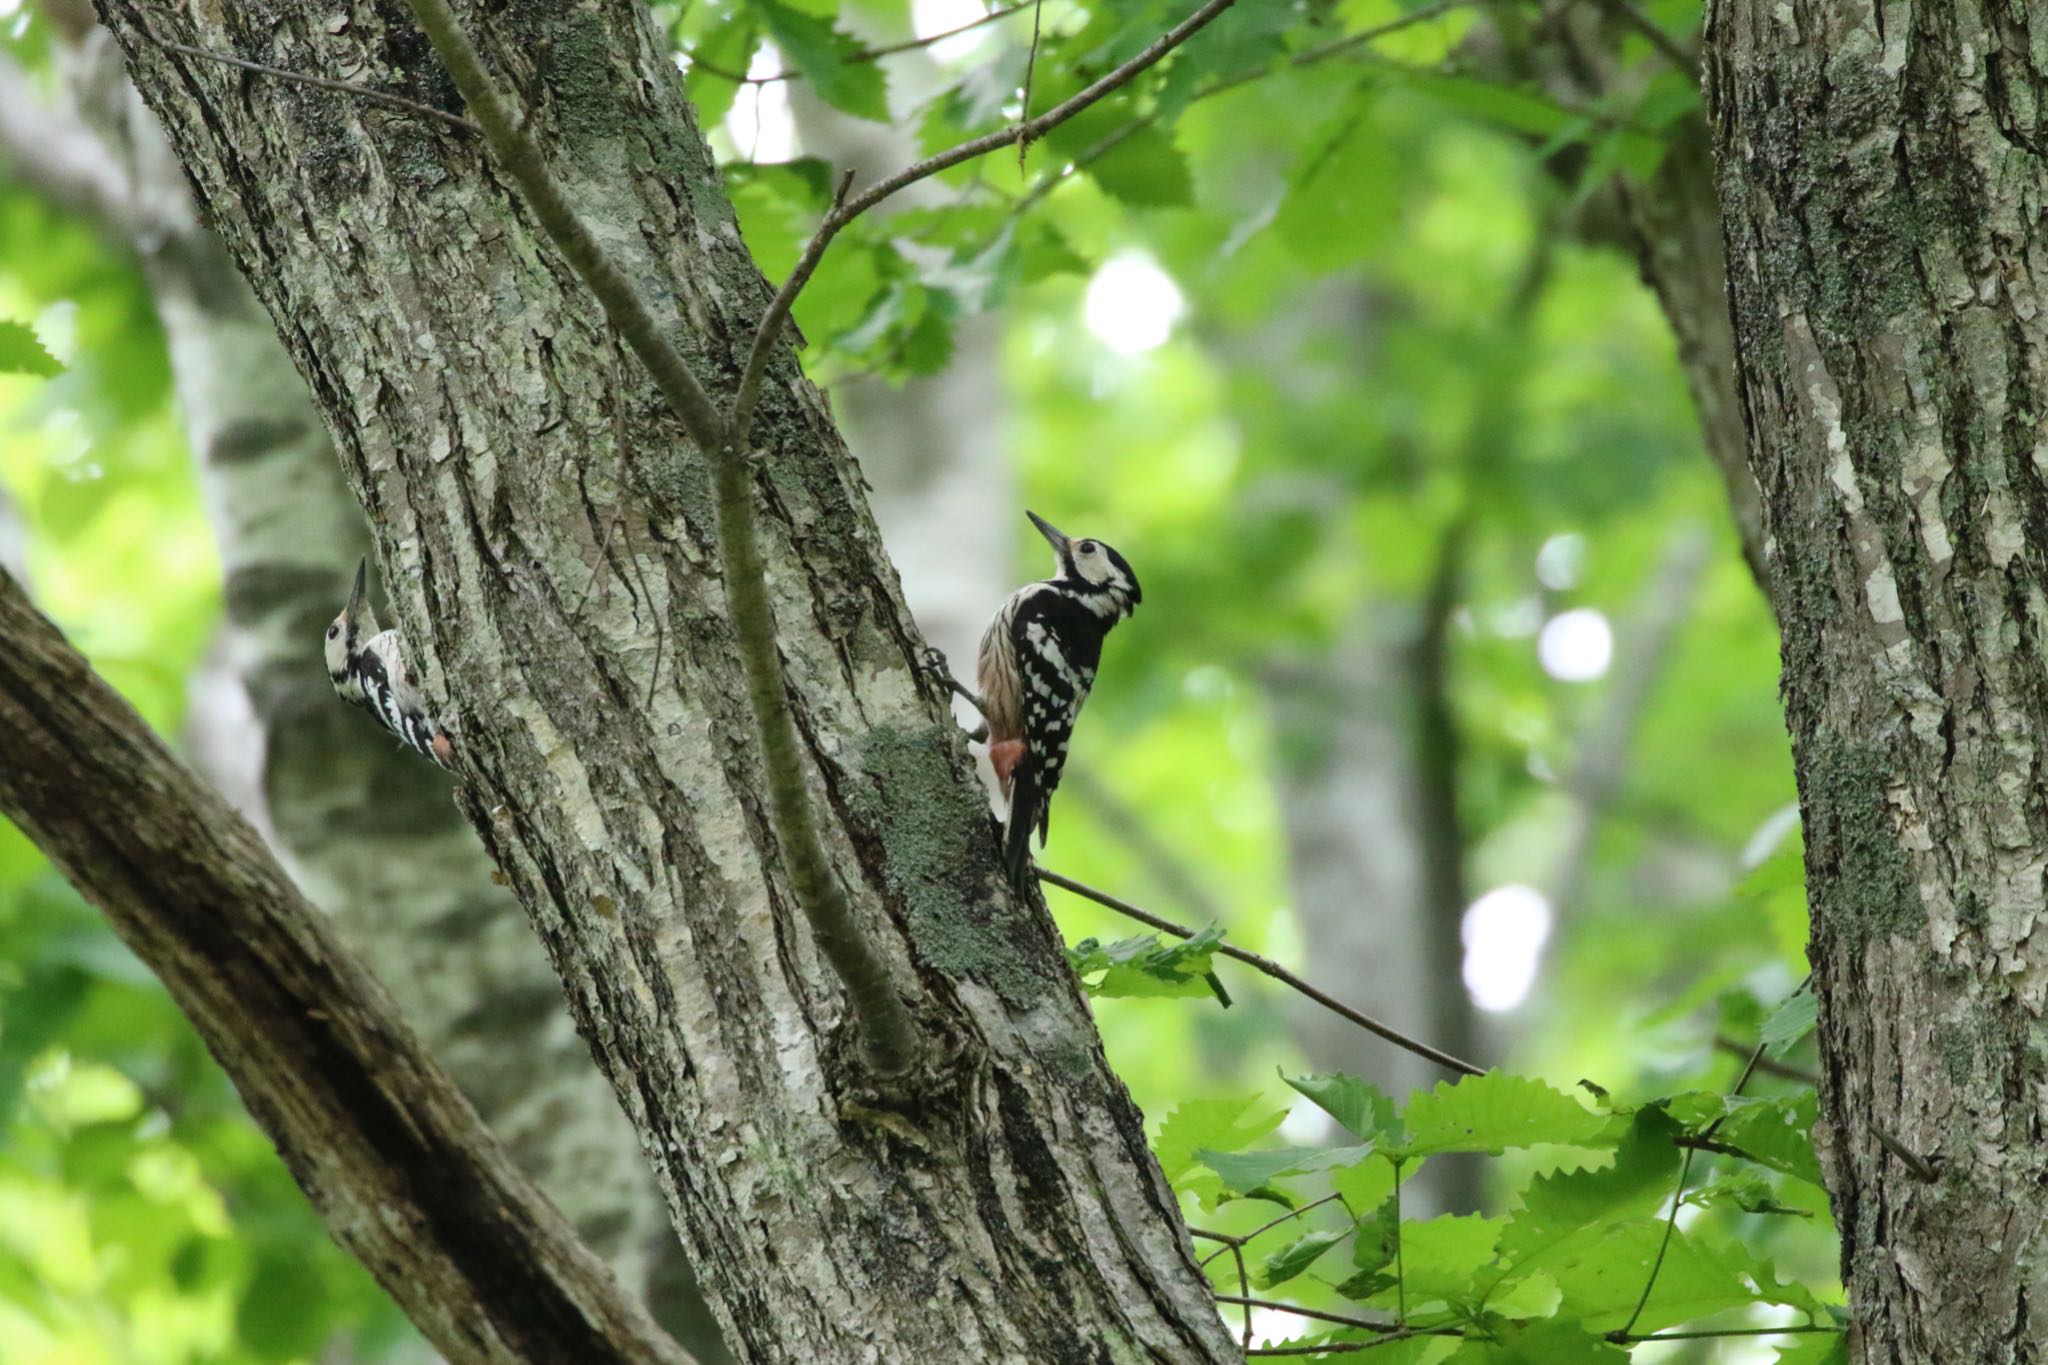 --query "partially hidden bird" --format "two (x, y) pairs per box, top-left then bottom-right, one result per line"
(975, 510), (1141, 887)
(324, 557), (456, 770)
